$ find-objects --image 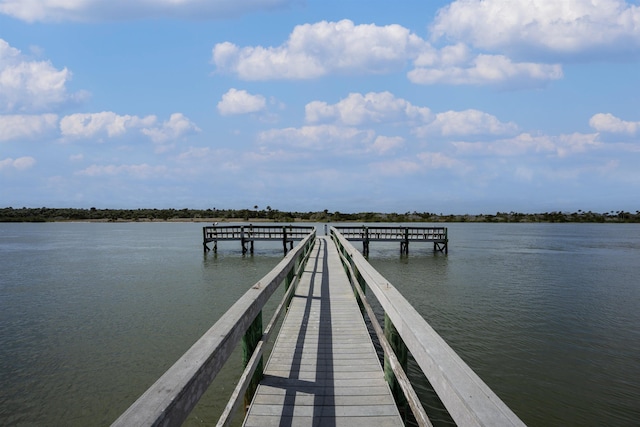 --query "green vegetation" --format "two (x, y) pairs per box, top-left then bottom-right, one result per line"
(1, 207), (639, 223)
